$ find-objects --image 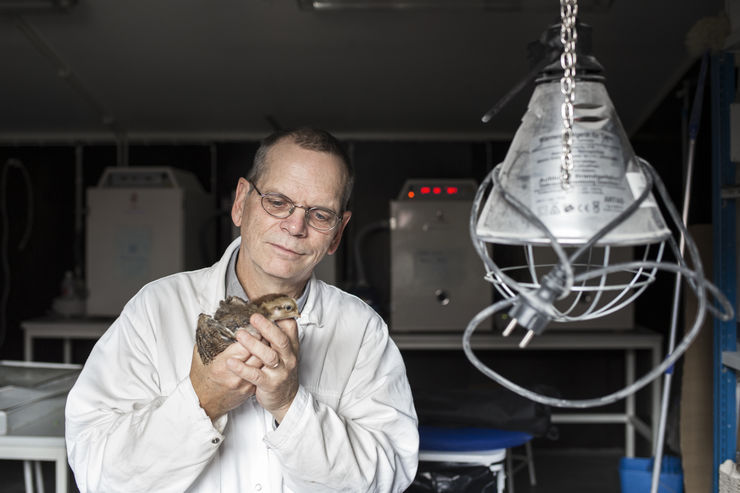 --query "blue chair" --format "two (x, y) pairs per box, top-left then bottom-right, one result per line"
(418, 426), (536, 493)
